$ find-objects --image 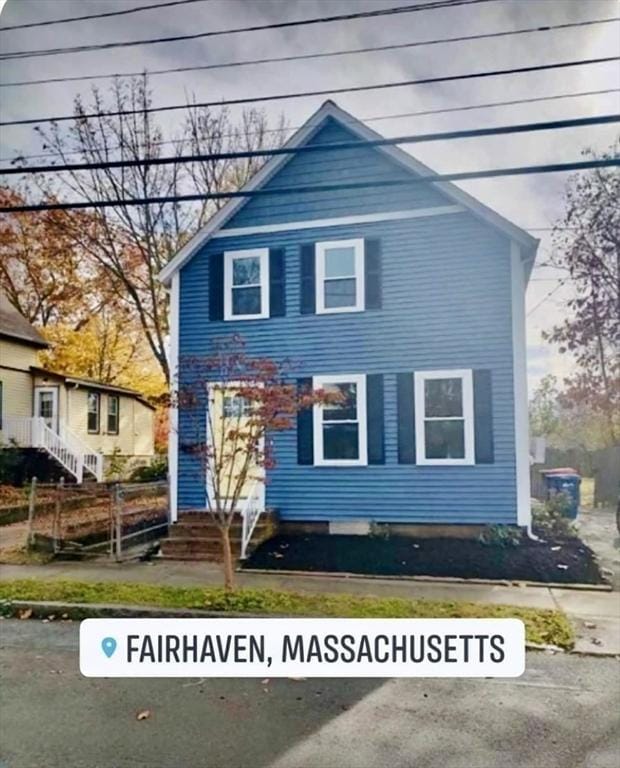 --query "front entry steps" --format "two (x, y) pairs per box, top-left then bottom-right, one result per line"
(160, 510), (278, 562)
